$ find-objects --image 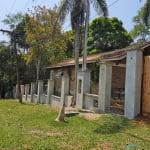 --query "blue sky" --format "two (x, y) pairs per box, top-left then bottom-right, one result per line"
(0, 0), (146, 42)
